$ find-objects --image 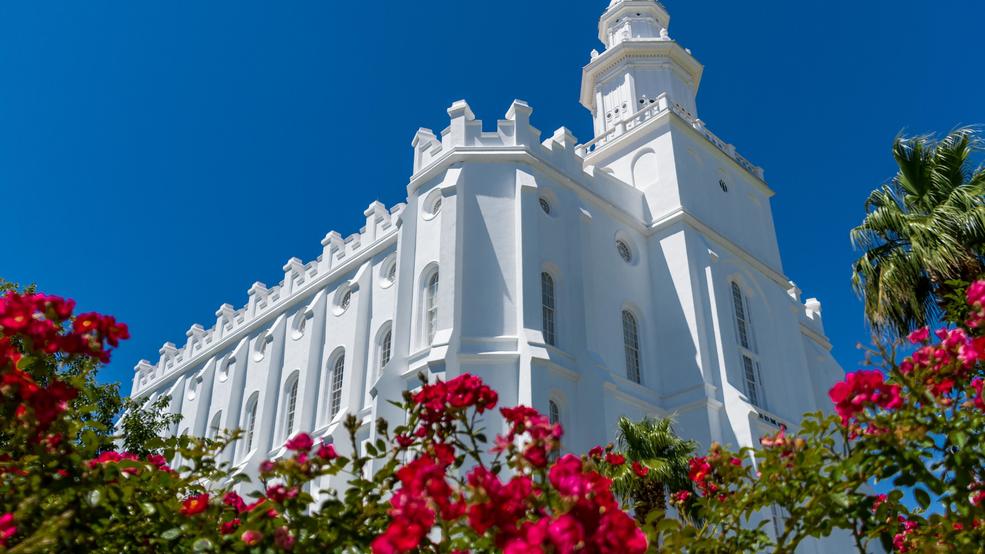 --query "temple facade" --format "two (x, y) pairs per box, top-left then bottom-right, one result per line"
(130, 2), (847, 548)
